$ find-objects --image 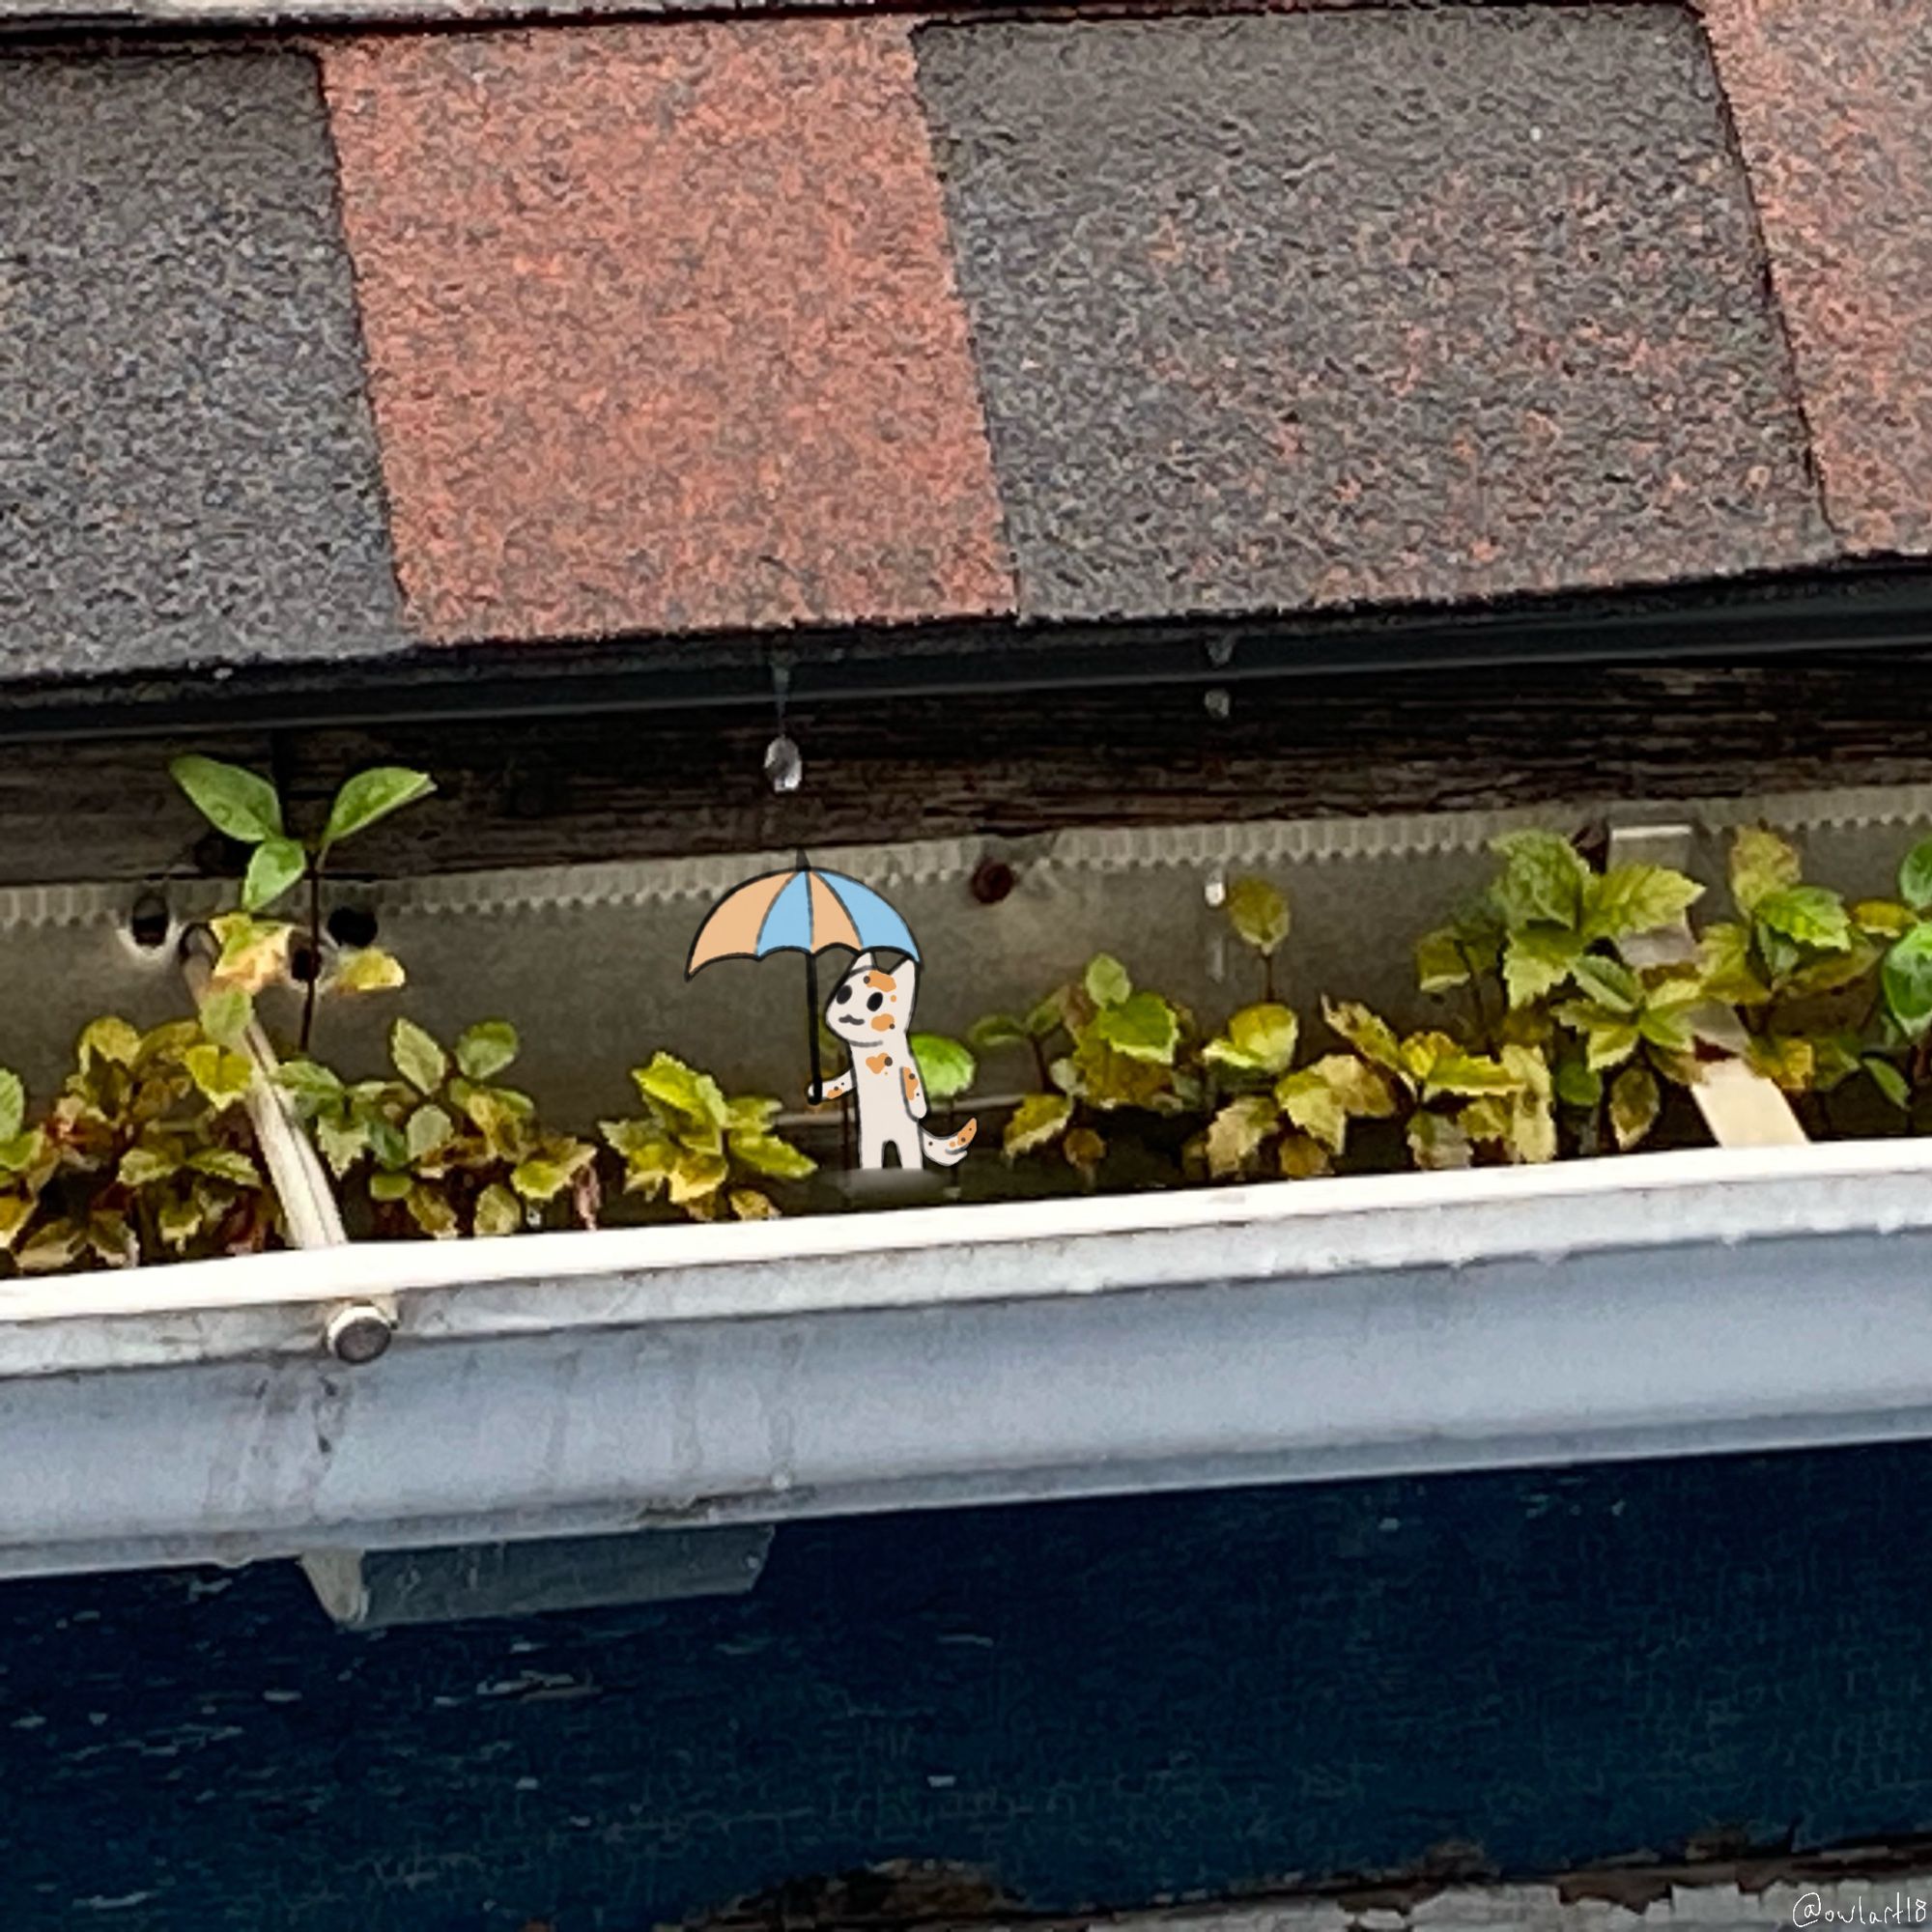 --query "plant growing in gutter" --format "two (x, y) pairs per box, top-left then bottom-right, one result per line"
(1697, 826), (1877, 1112)
(972, 951), (1196, 1184)
(601, 1052), (816, 1222)
(1403, 830), (1725, 1156)
(0, 1016), (273, 1273)
(169, 754), (433, 1052)
(279, 1019), (598, 1239)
